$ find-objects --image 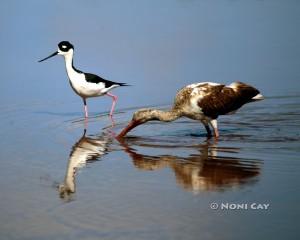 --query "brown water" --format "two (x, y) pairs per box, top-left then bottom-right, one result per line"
(0, 95), (299, 240)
